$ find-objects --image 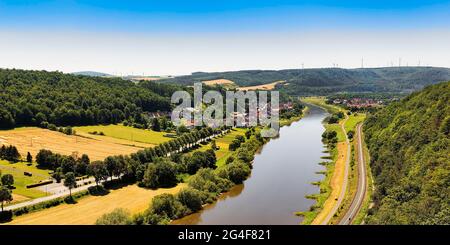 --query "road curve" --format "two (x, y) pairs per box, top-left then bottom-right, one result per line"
(320, 113), (351, 225)
(339, 123), (367, 225)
